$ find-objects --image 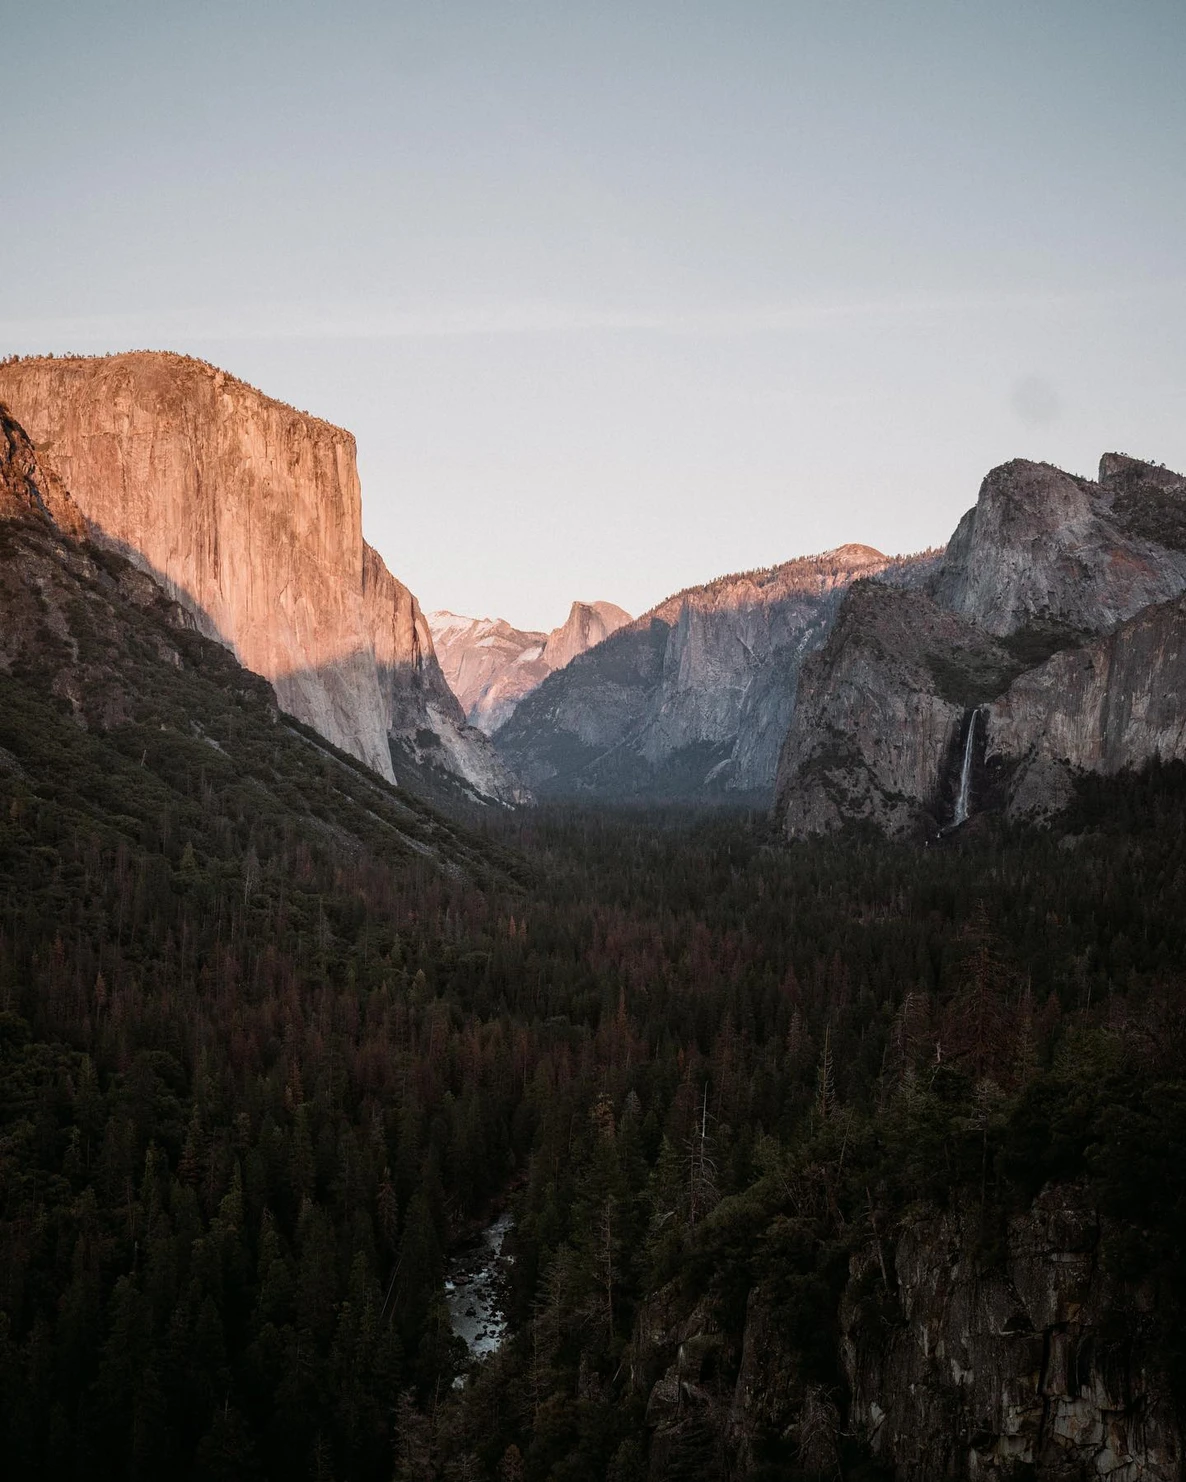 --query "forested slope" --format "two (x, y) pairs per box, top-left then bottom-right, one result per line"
(2, 406), (1185, 1480)
(4, 705), (1186, 1476)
